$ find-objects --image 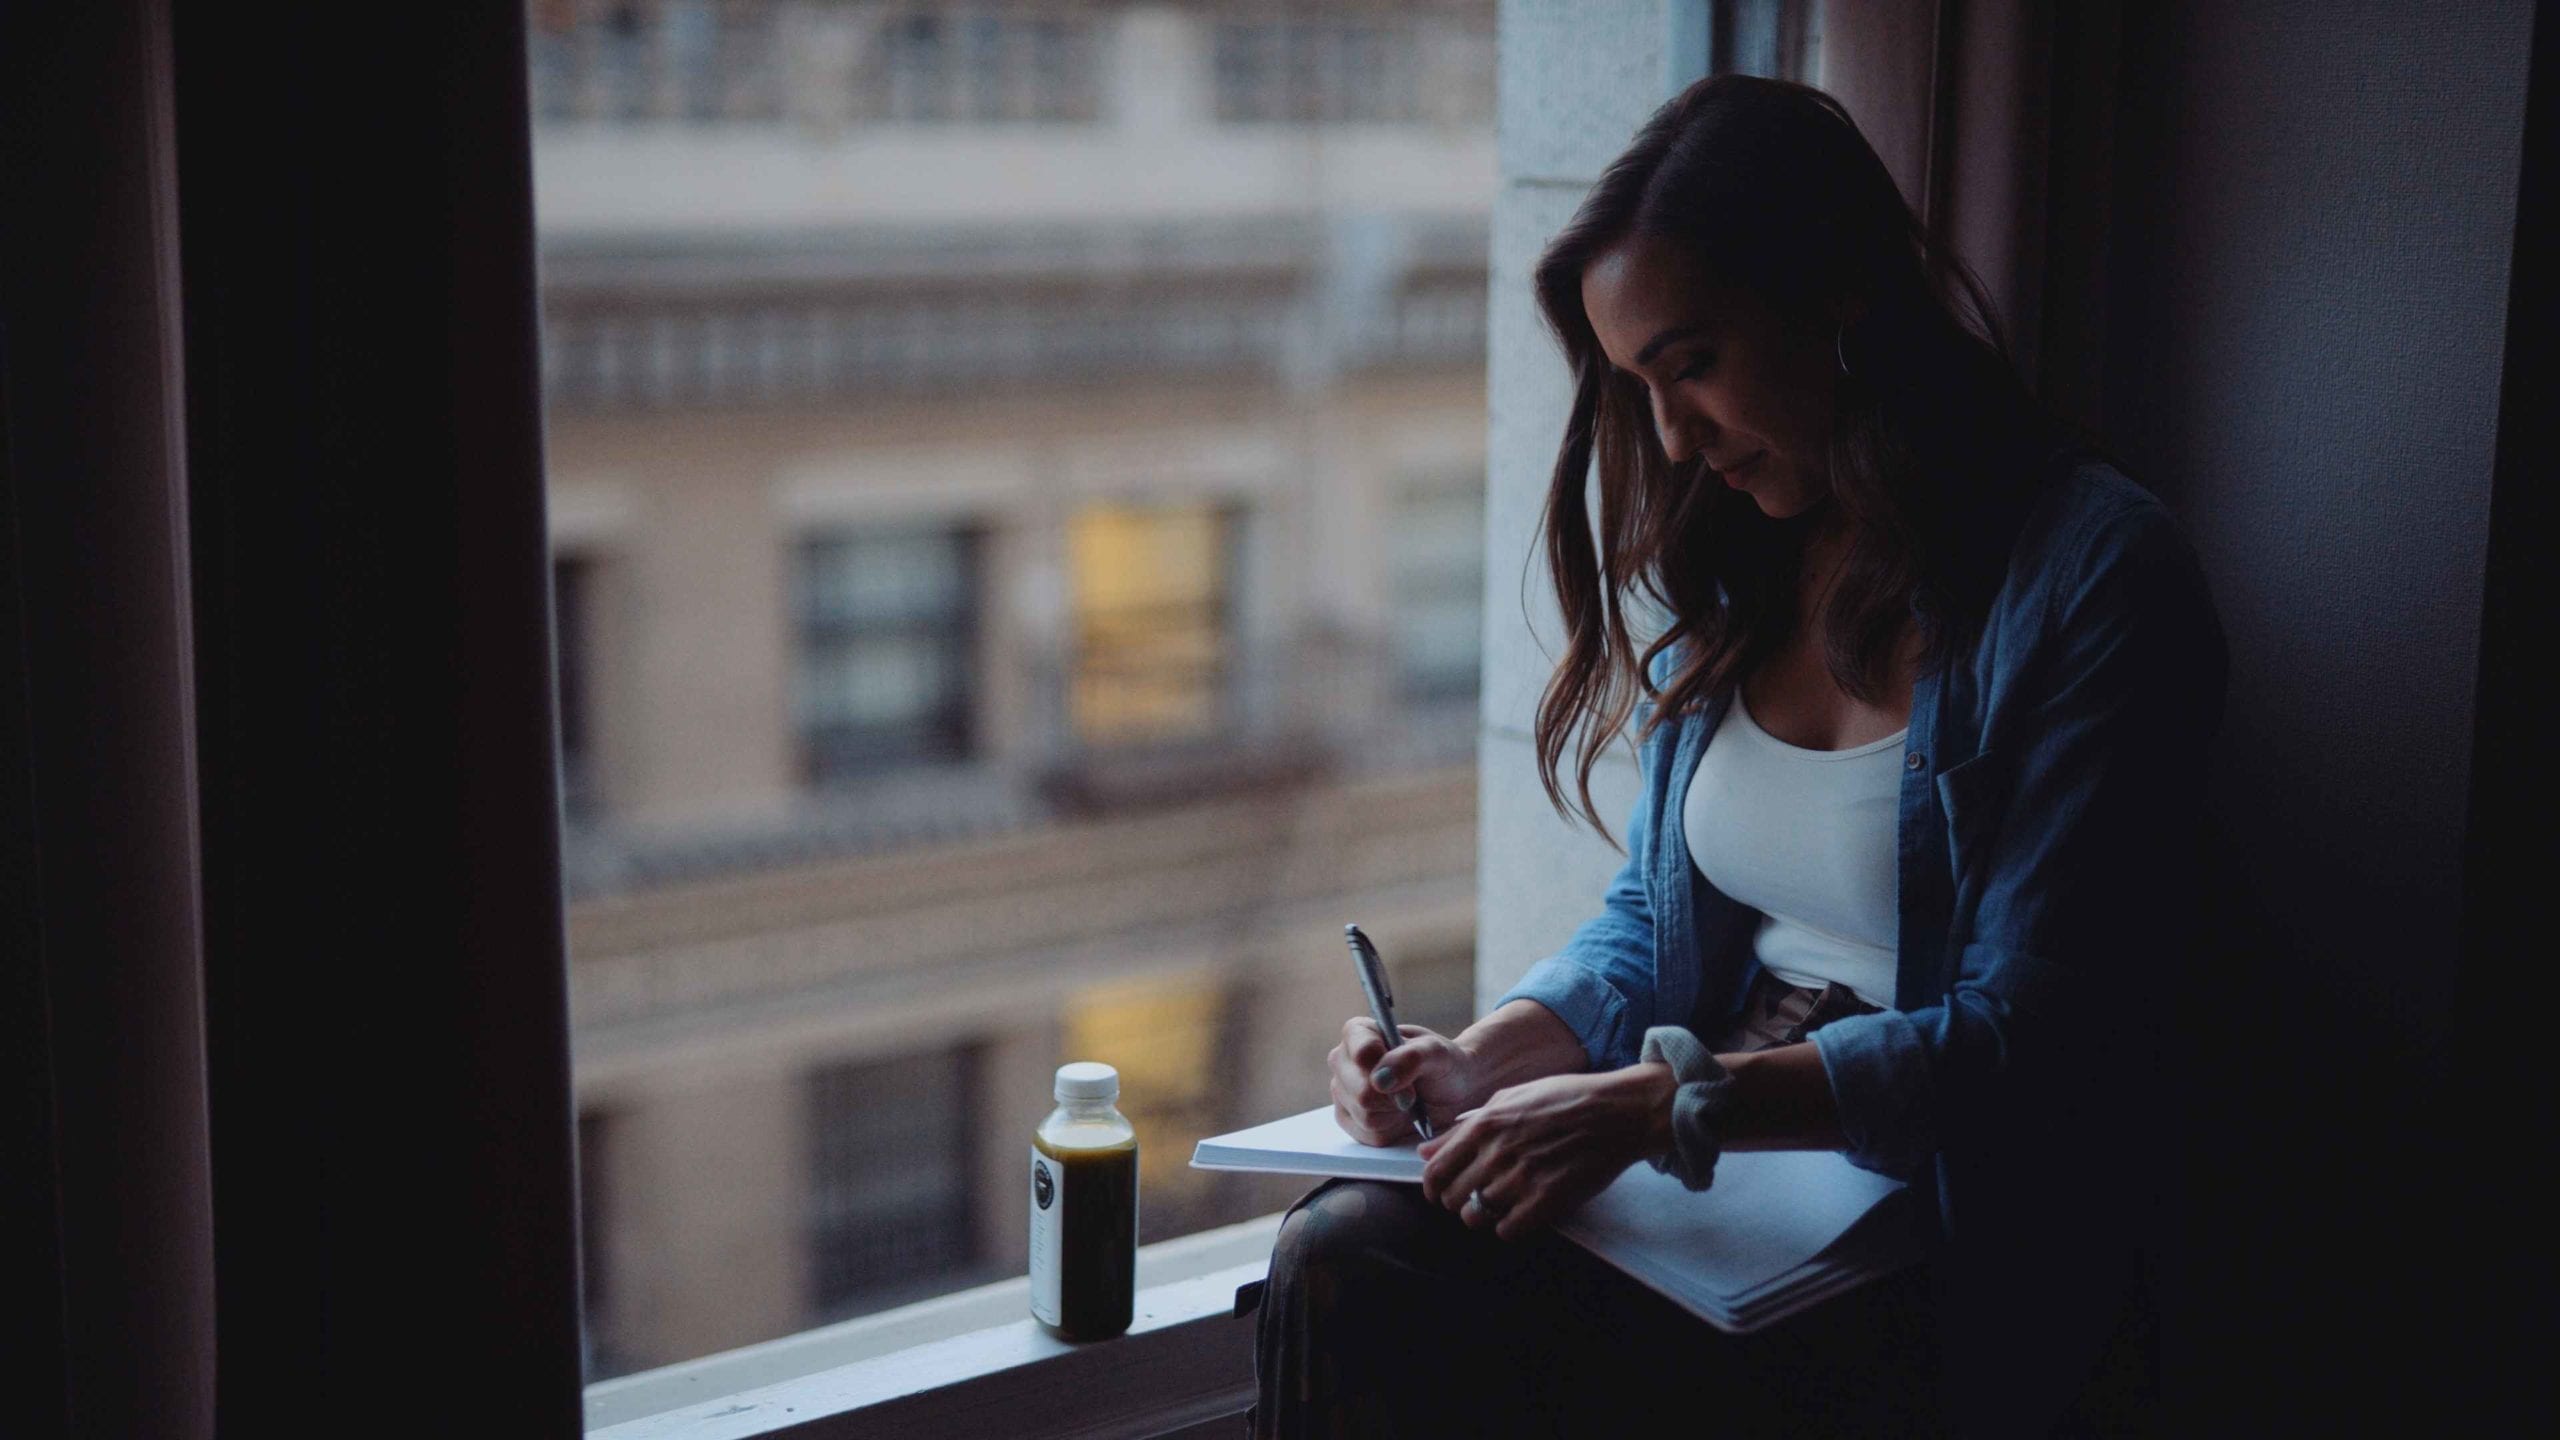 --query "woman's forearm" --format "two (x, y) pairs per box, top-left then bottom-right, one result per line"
(1712, 1042), (1847, 1151)
(1452, 998), (1592, 1103)
(1603, 1039), (1846, 1167)
(1452, 1001), (1848, 1155)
